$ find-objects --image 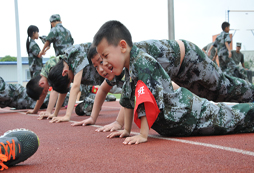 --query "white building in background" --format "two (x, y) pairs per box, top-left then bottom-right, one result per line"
(0, 57), (50, 86)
